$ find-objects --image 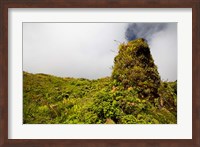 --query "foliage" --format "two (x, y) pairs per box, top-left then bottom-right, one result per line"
(112, 38), (160, 101)
(23, 71), (176, 124)
(158, 81), (177, 112)
(23, 38), (177, 124)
